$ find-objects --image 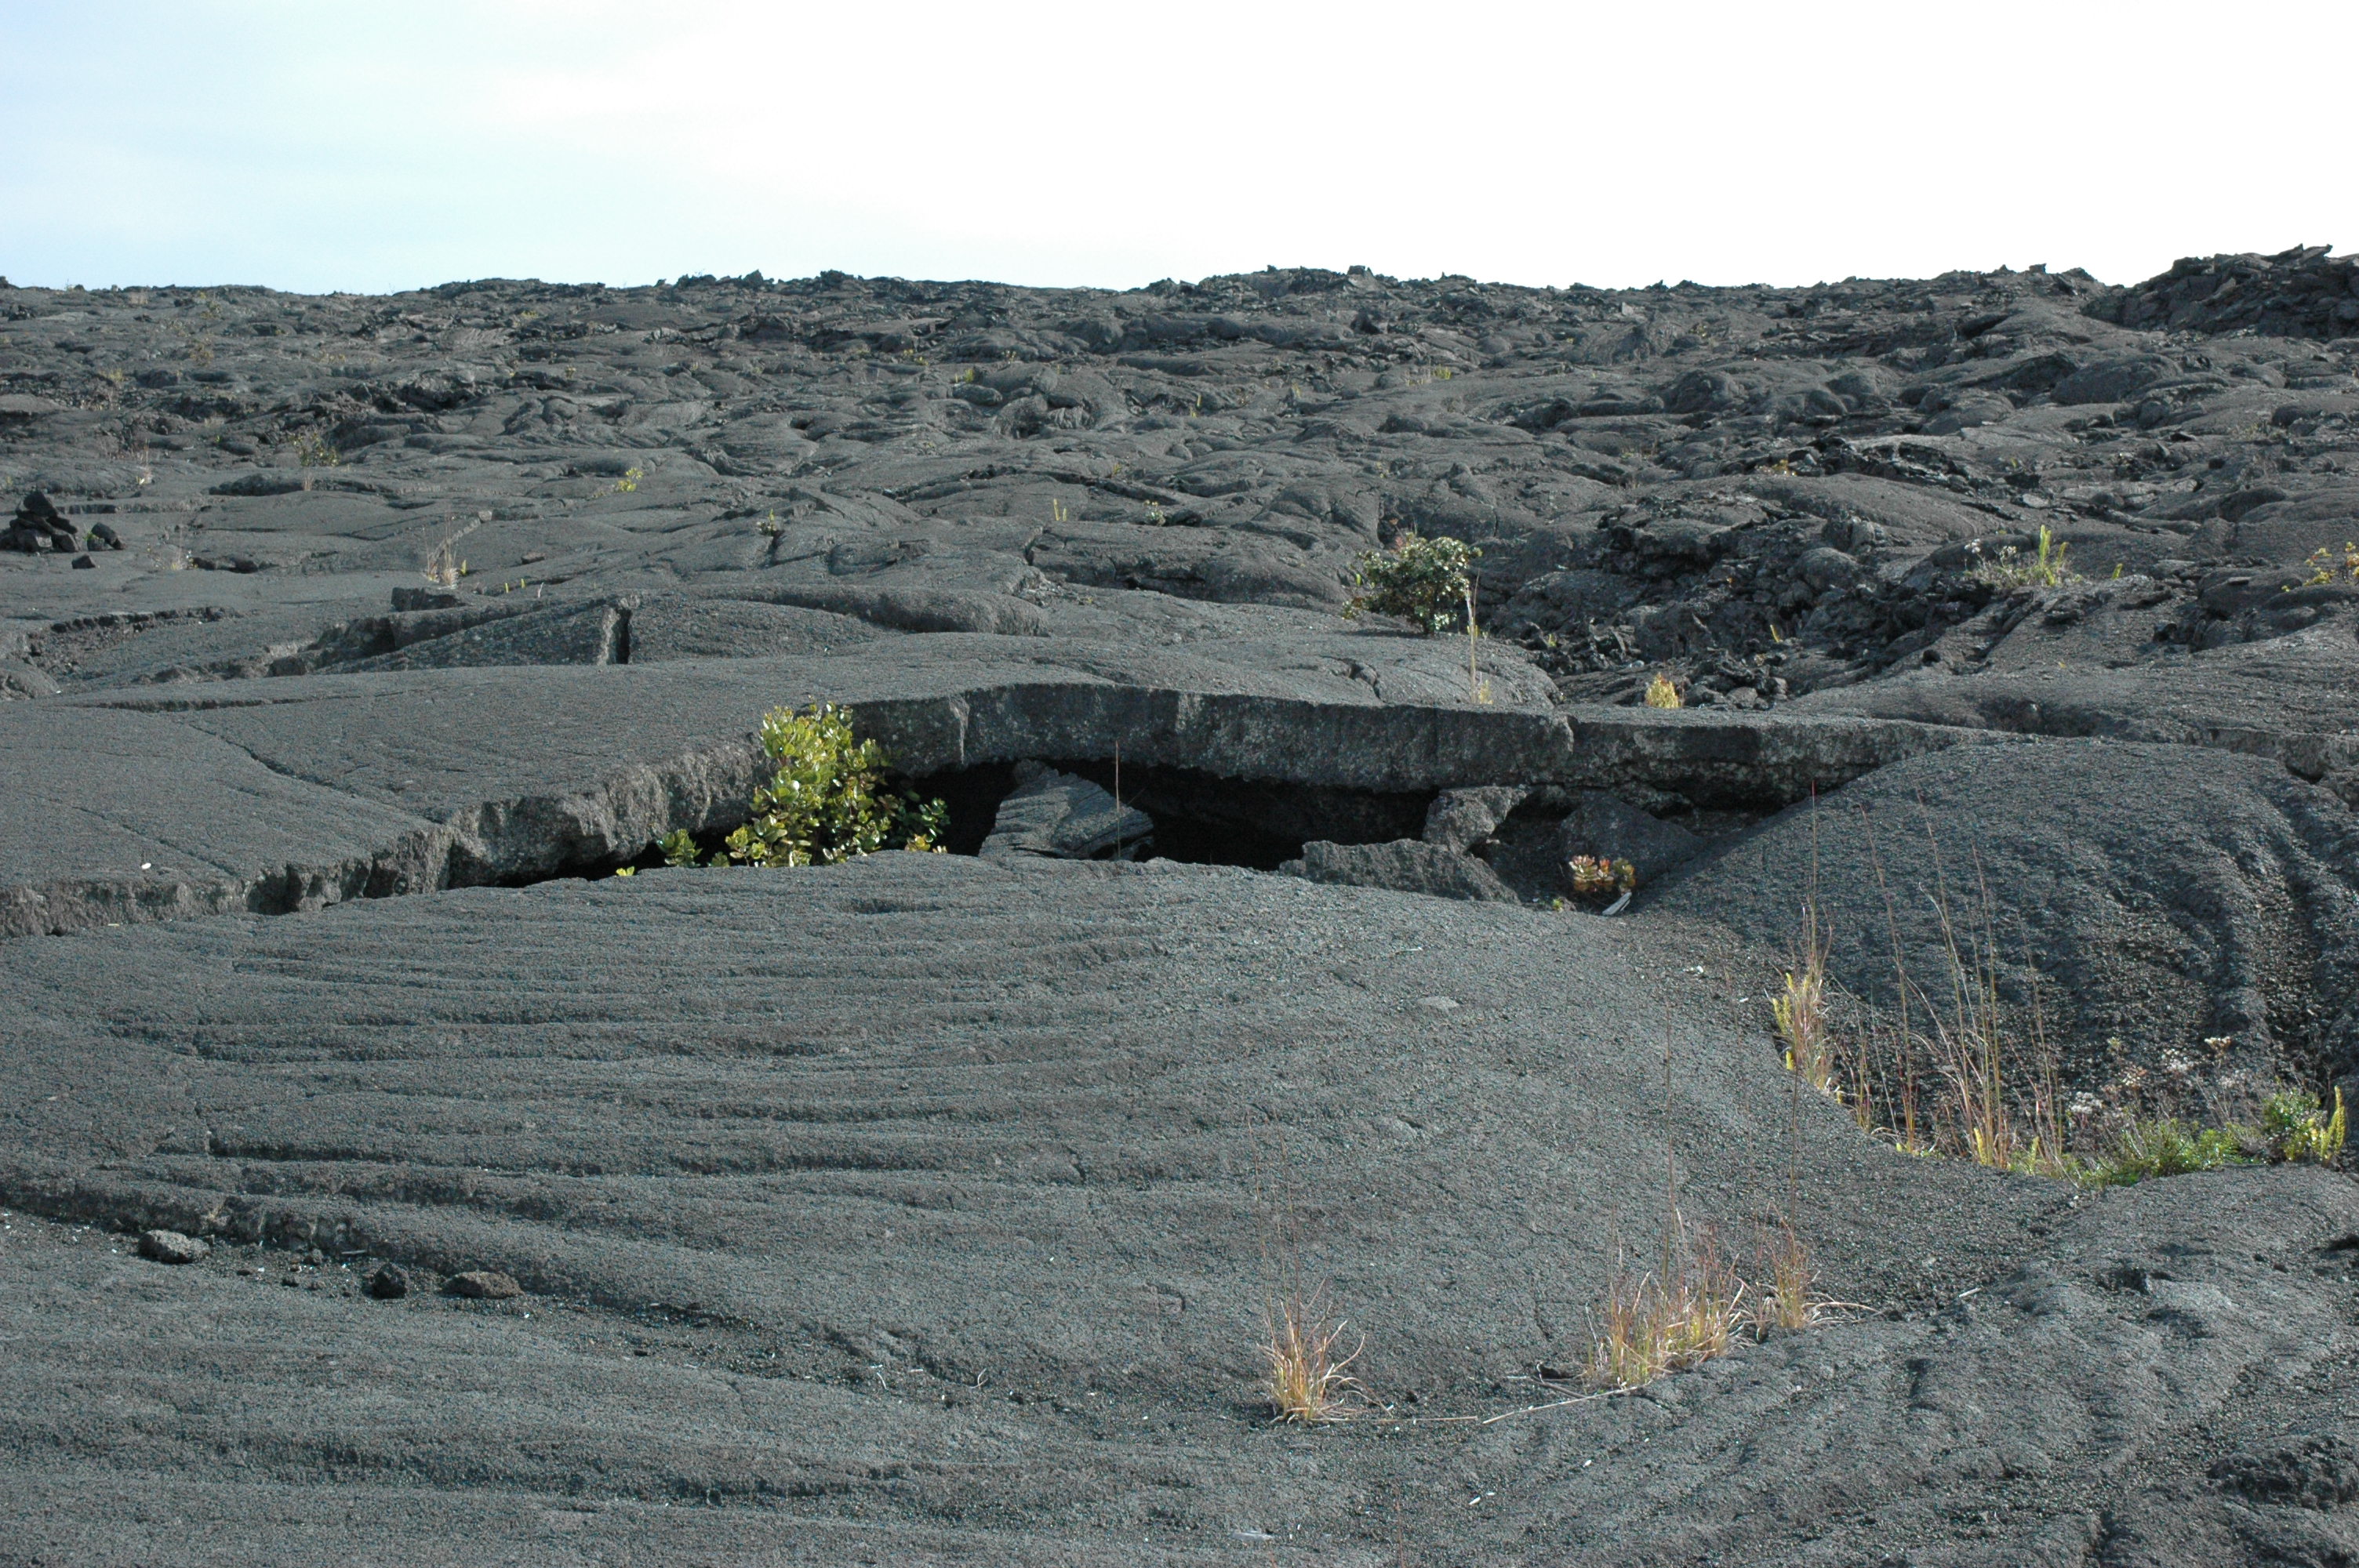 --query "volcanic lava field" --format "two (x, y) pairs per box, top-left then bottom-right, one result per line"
(2, 249), (2357, 1565)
